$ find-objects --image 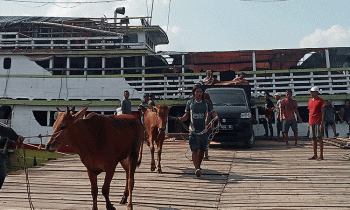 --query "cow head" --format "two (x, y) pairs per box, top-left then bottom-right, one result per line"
(154, 105), (171, 133)
(45, 106), (87, 151)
